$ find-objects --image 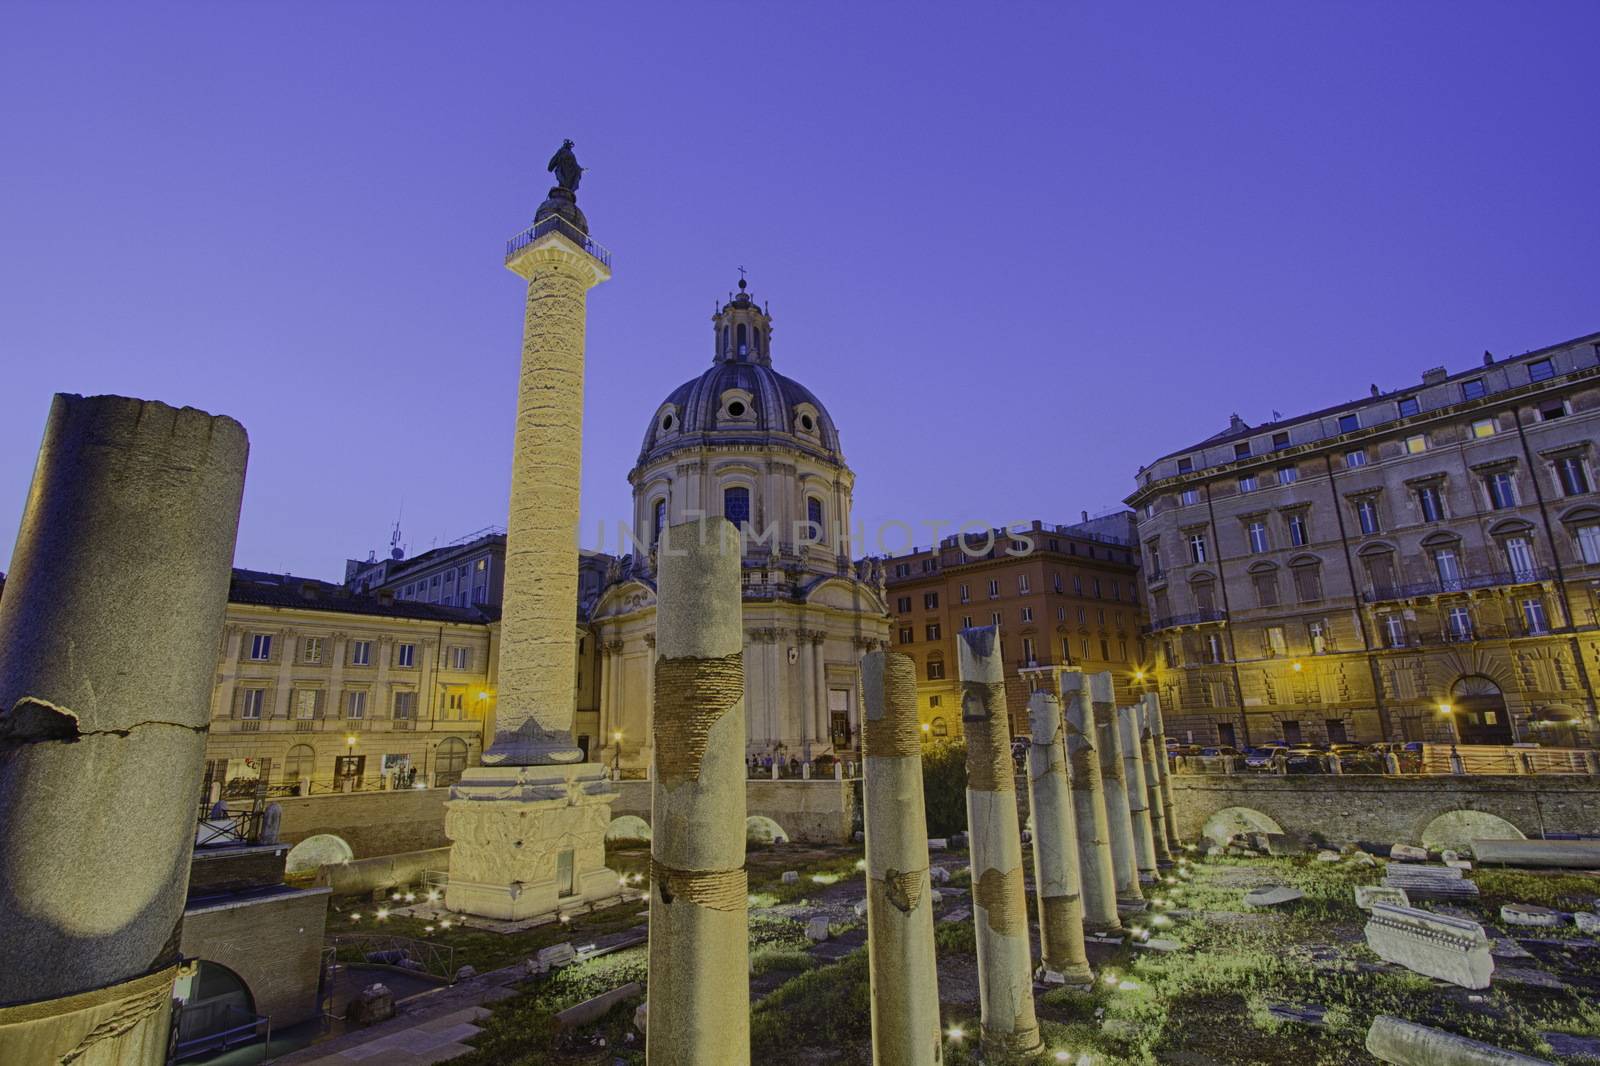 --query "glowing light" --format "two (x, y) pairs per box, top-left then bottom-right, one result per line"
(1291, 661), (1303, 672)
(921, 722), (931, 733)
(346, 735), (357, 748)
(1438, 702), (1453, 715)
(424, 925), (435, 933)
(376, 908), (390, 921)
(945, 1026), (965, 1042)
(440, 920), (453, 930)
(1152, 915), (1173, 928)
(350, 913), (361, 922)
(854, 859), (867, 871)
(1055, 1053), (1073, 1063)
(1103, 972), (1120, 986)
(427, 890), (441, 902)
(559, 913), (570, 923)
(810, 873), (840, 885)
(631, 873), (643, 884)
(1118, 980), (1139, 991)
(1134, 670), (1145, 681)
(392, 892), (404, 900)
(404, 893), (416, 903)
